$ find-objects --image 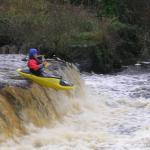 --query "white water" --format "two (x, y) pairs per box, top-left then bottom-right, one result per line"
(1, 65), (150, 149)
